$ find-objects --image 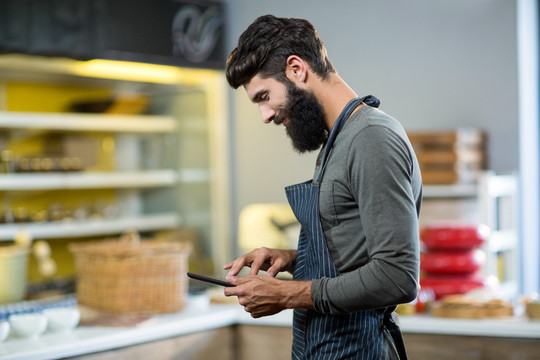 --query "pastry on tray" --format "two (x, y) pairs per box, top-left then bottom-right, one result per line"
(431, 294), (513, 319)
